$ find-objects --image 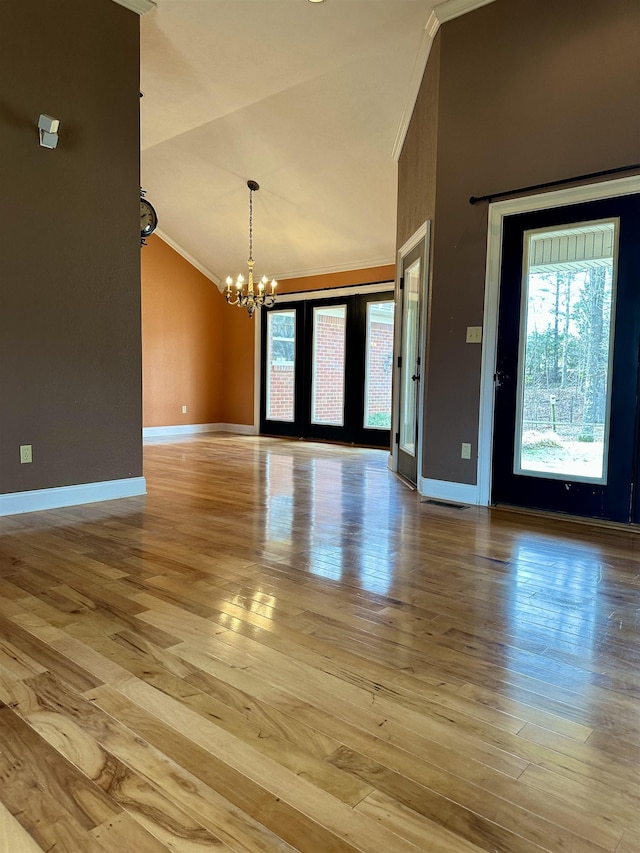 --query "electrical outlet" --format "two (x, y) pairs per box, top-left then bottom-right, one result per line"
(20, 444), (32, 464)
(182, 405), (187, 414)
(461, 442), (472, 460)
